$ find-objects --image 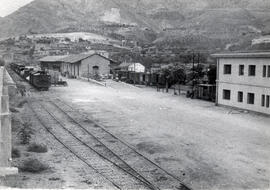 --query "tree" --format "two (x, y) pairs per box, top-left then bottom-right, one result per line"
(64, 37), (71, 42)
(78, 38), (84, 42)
(207, 65), (217, 84)
(160, 64), (186, 93)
